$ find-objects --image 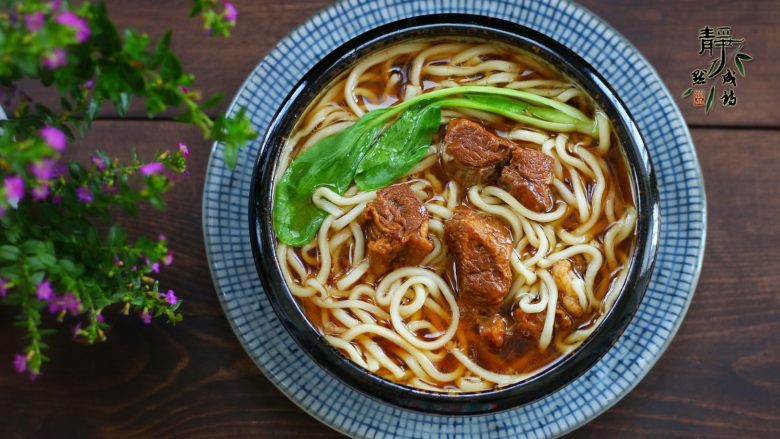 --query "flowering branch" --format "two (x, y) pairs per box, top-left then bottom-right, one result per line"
(0, 0), (252, 379)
